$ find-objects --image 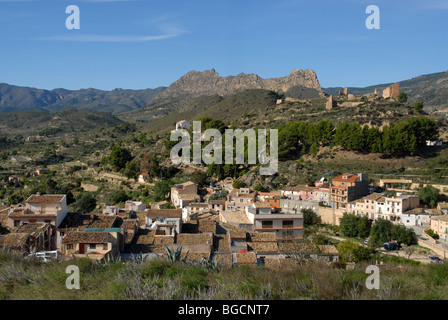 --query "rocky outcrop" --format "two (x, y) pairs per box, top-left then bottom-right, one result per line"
(326, 95), (334, 110)
(151, 68), (323, 105)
